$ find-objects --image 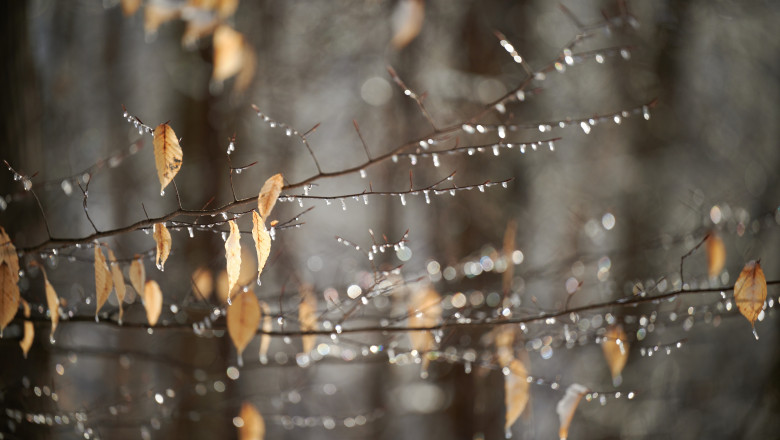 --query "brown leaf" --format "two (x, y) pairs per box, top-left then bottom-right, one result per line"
(505, 358), (529, 431)
(298, 284), (317, 354)
(129, 255), (146, 296)
(153, 223), (172, 271)
(107, 249), (127, 325)
(192, 266), (214, 300)
(258, 301), (272, 364)
(143, 280), (163, 326)
(390, 0), (425, 49)
(602, 324), (629, 386)
(225, 220), (242, 304)
(0, 226), (19, 283)
(19, 299), (34, 358)
(706, 233), (726, 279)
(495, 327), (515, 368)
(503, 220), (516, 295)
(94, 245), (114, 320)
(252, 211), (271, 286)
(42, 268), (59, 342)
(212, 25), (246, 83)
(0, 262), (20, 337)
(408, 287), (442, 377)
(734, 260), (767, 333)
(557, 383), (588, 440)
(144, 4), (180, 36)
(238, 401), (265, 440)
(121, 0), (141, 16)
(227, 290), (260, 367)
(257, 174), (284, 222)
(152, 123), (183, 193)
